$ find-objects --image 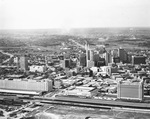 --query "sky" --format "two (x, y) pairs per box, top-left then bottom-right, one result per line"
(0, 0), (150, 29)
